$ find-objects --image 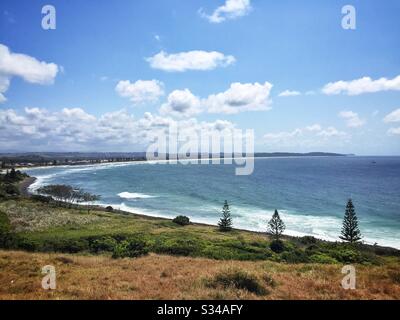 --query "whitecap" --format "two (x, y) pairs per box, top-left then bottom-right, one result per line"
(117, 192), (156, 199)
